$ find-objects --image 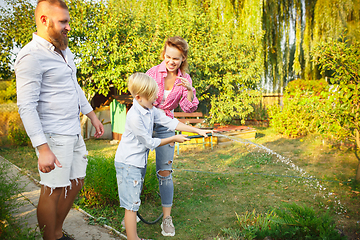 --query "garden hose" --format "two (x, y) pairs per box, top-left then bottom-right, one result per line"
(137, 211), (163, 225)
(137, 192), (163, 225)
(186, 132), (213, 139)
